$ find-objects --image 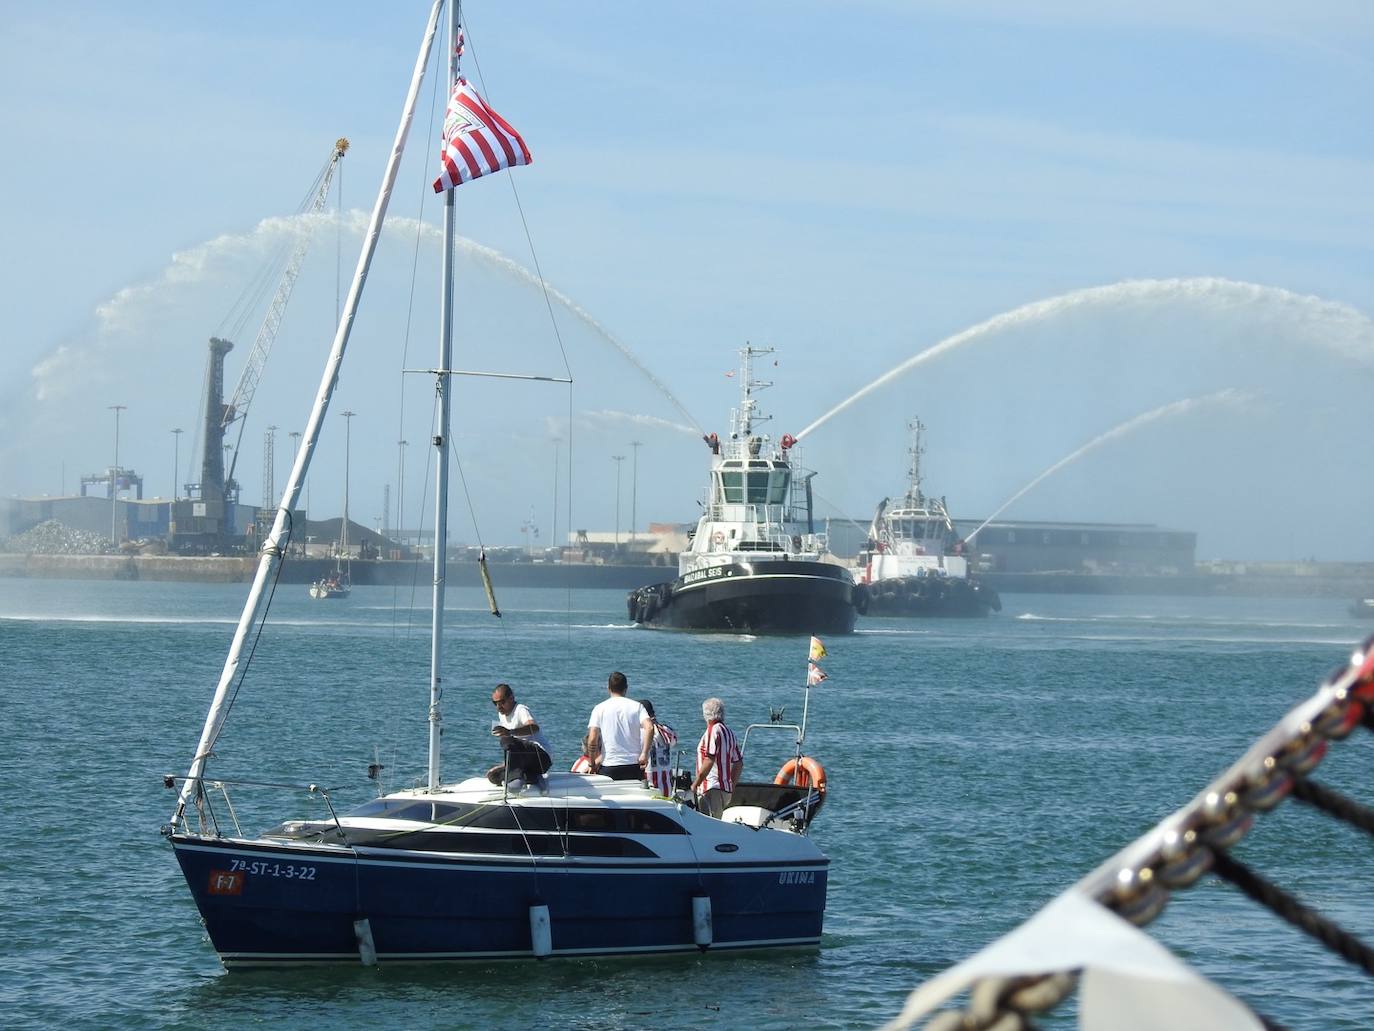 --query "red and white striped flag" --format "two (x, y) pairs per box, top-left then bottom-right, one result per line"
(807, 661), (828, 686)
(432, 77), (532, 192)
